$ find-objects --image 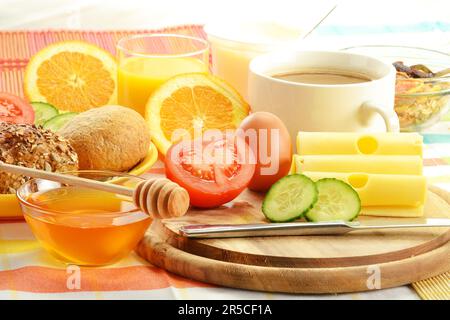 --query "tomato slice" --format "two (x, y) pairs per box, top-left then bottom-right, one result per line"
(165, 134), (255, 208)
(0, 92), (34, 124)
